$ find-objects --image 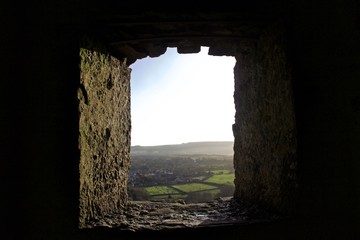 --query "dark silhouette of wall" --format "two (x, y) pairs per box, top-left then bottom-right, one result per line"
(233, 21), (297, 213)
(4, 1), (360, 239)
